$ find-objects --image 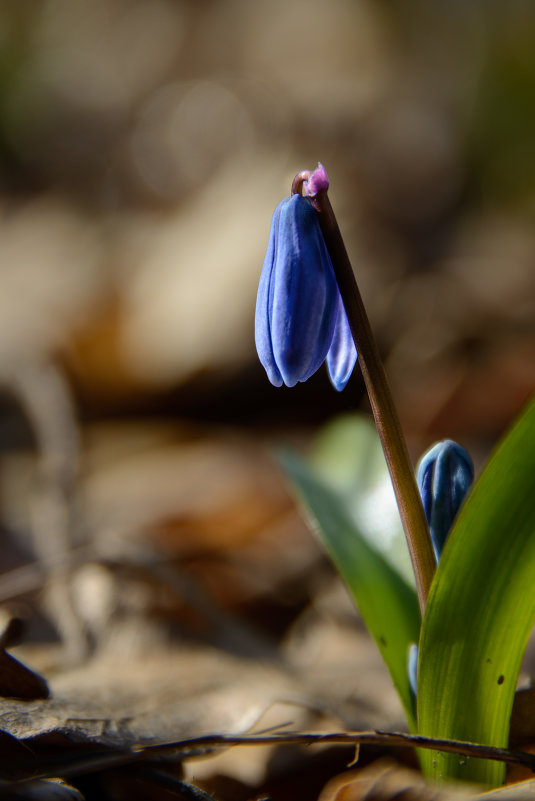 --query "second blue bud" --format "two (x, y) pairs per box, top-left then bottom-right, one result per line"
(417, 439), (474, 562)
